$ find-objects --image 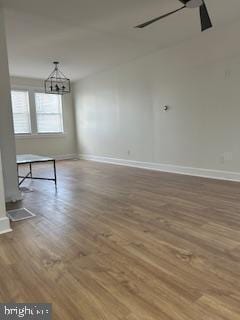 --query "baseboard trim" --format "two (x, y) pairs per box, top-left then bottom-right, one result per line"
(54, 154), (78, 161)
(79, 154), (240, 182)
(0, 217), (12, 235)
